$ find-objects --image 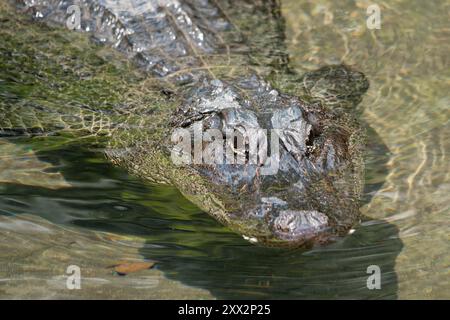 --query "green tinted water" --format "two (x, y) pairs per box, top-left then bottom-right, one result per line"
(0, 1), (448, 299)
